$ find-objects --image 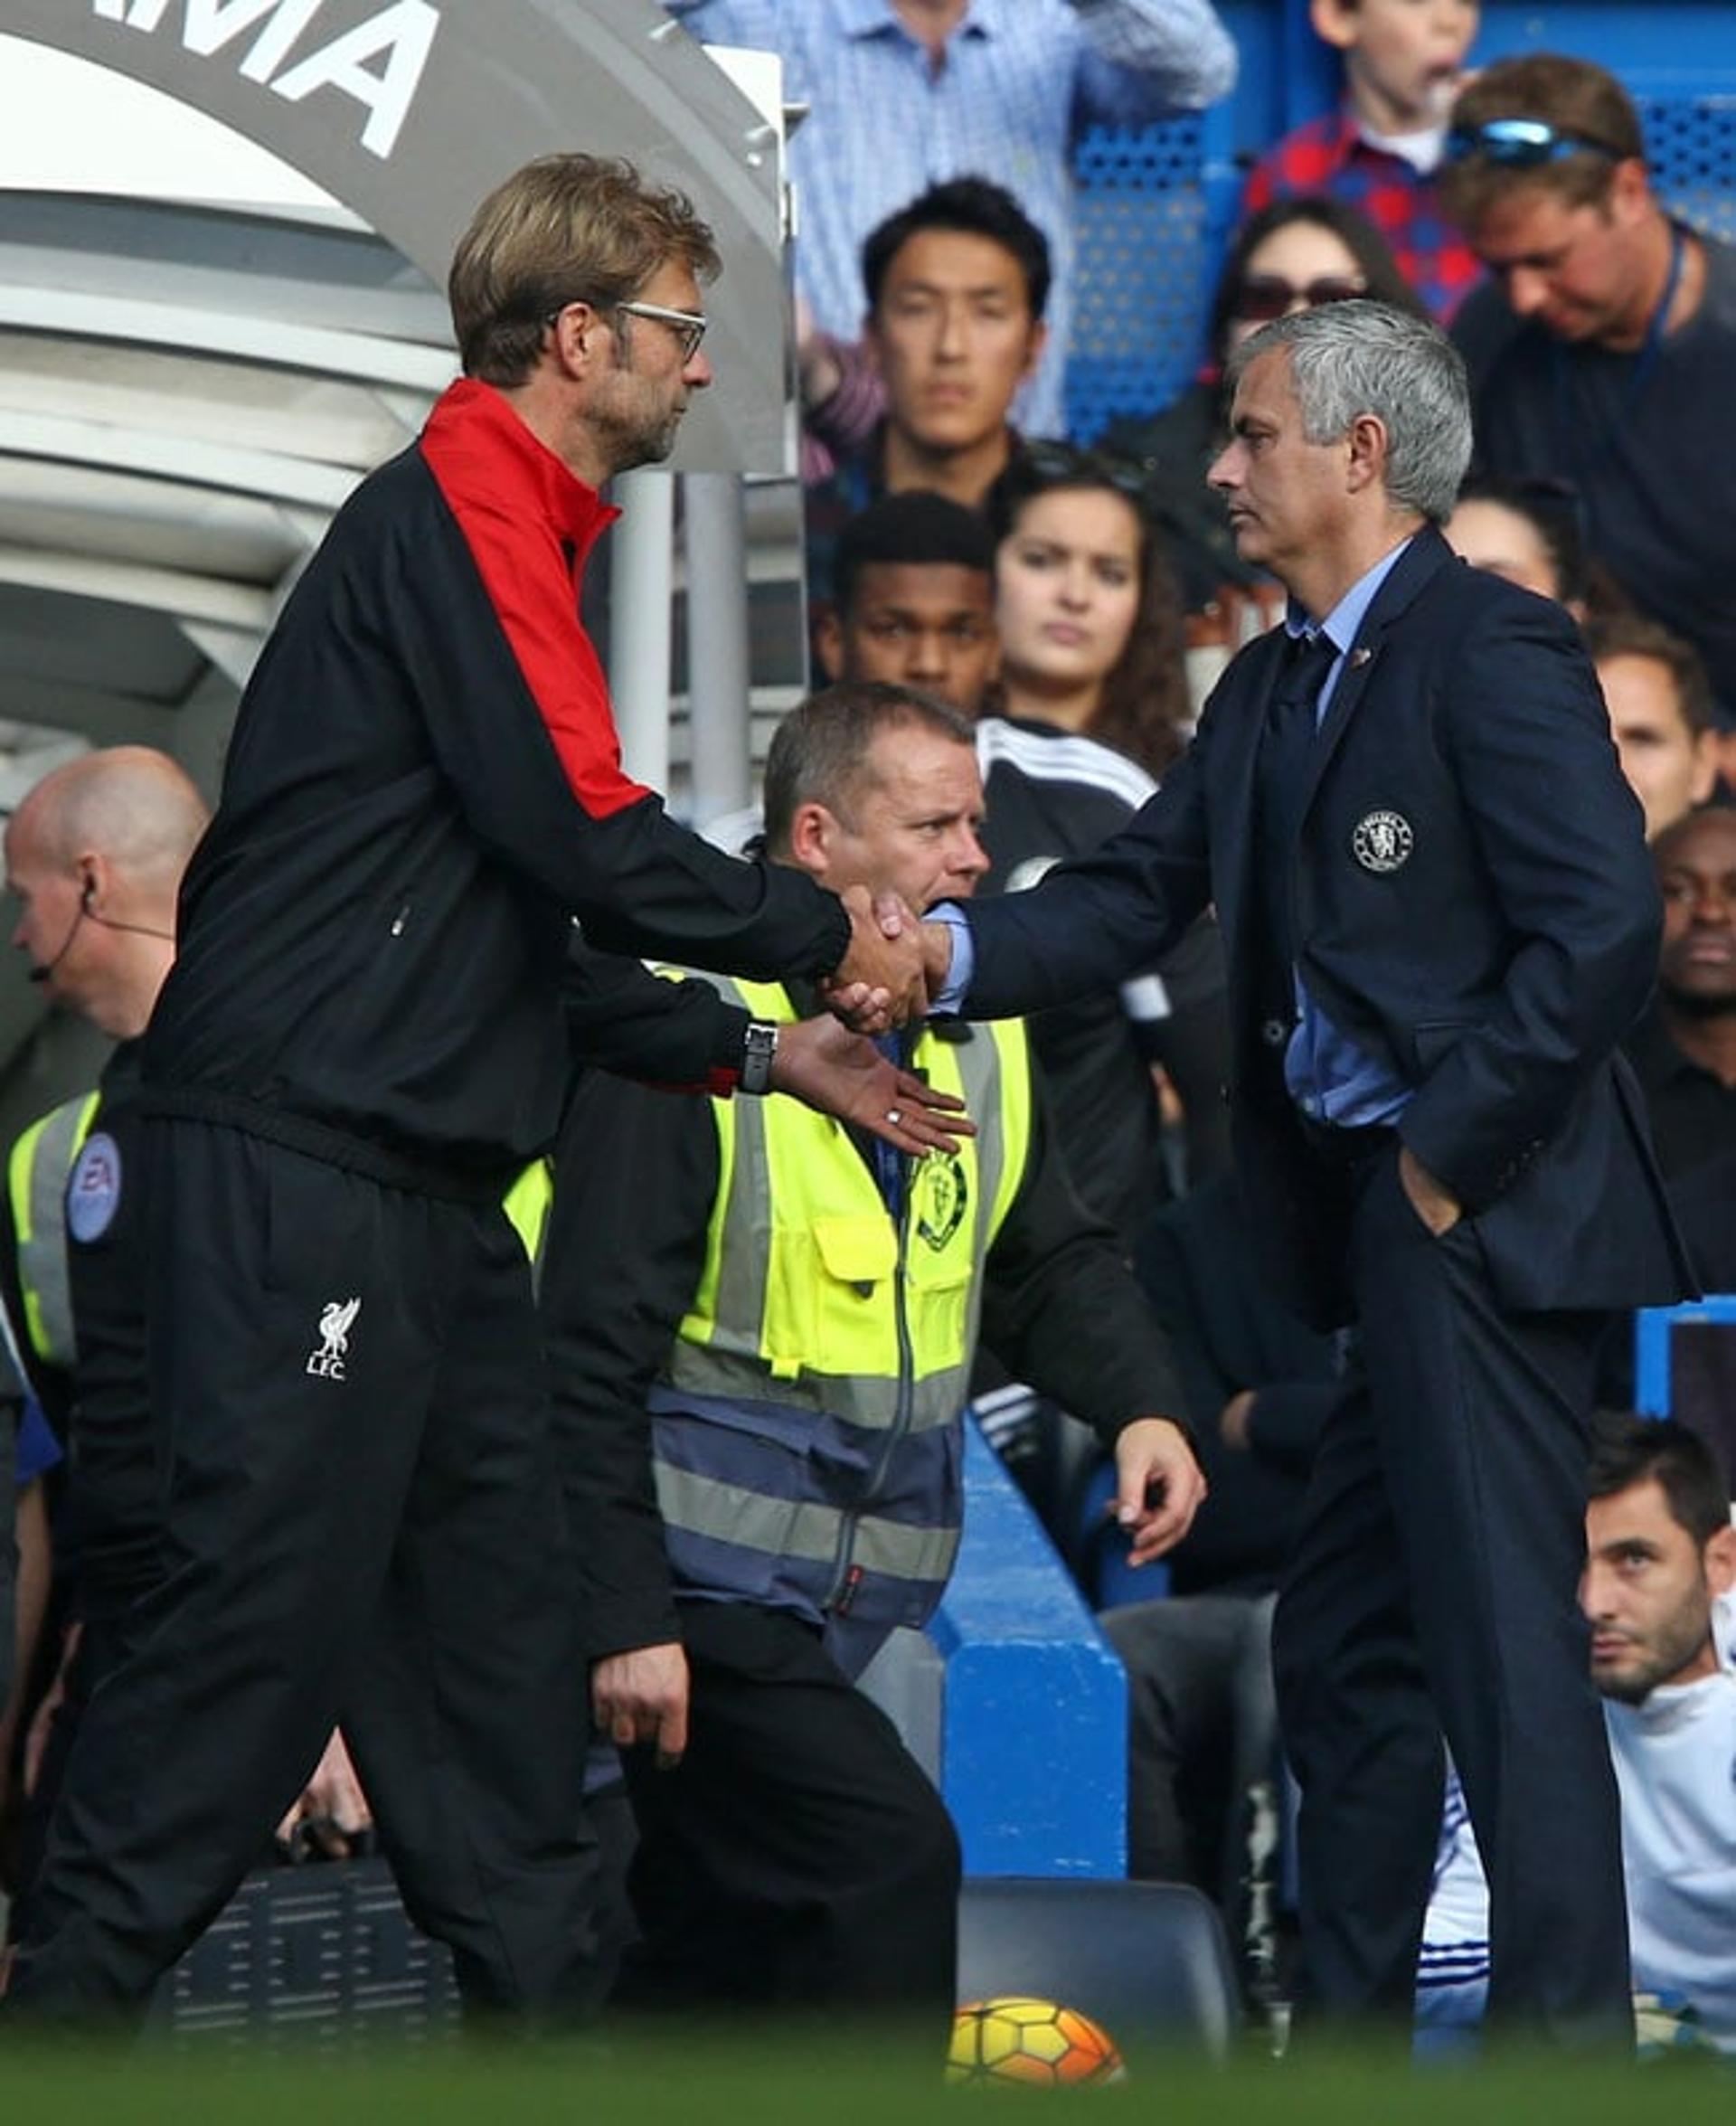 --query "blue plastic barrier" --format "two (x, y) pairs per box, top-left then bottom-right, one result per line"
(1634, 1297), (1736, 1416)
(924, 1418), (1128, 1879)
